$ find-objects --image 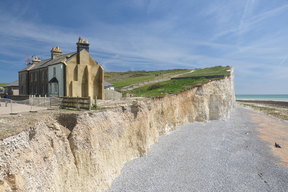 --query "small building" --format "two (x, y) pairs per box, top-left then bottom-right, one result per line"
(4, 80), (19, 95)
(18, 38), (104, 99)
(104, 82), (115, 90)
